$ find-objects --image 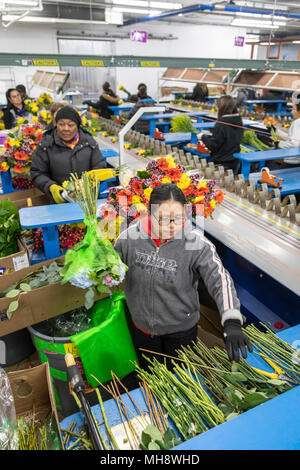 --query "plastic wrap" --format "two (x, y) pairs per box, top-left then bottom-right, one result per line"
(33, 306), (93, 338)
(0, 367), (18, 450)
